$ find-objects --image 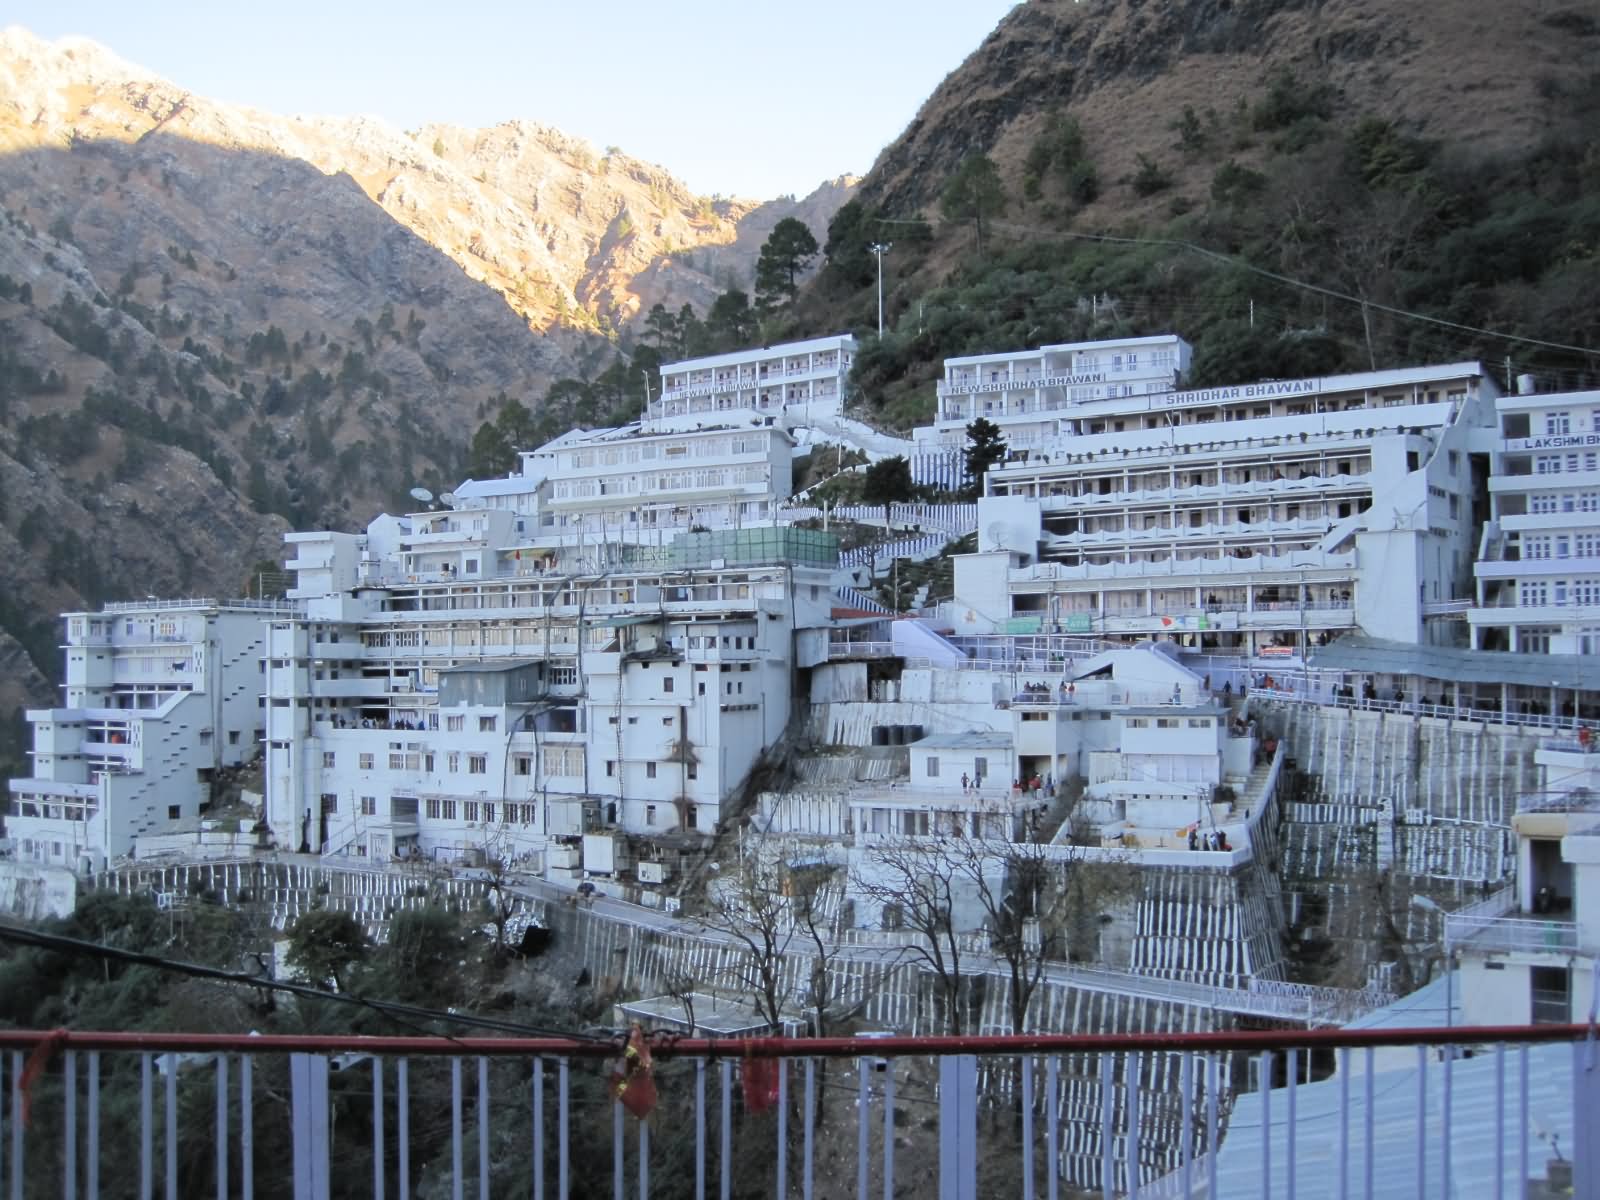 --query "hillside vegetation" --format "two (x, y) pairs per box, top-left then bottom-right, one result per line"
(776, 0), (1600, 427)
